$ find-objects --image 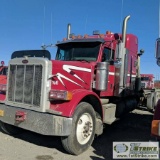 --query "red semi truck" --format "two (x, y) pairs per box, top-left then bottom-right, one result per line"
(0, 15), (147, 154)
(141, 74), (154, 89)
(139, 74), (160, 111)
(0, 61), (7, 102)
(151, 38), (160, 139)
